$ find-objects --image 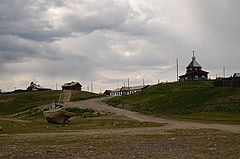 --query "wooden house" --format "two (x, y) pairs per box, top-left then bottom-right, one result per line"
(110, 85), (150, 96)
(179, 52), (209, 81)
(103, 90), (112, 96)
(27, 82), (51, 91)
(62, 81), (82, 90)
(233, 73), (240, 79)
